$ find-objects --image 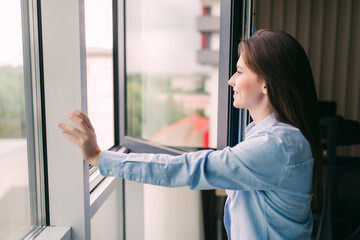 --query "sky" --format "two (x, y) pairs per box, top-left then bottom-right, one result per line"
(0, 0), (113, 66)
(1, 0), (218, 75)
(0, 0), (23, 66)
(86, 0), (214, 75)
